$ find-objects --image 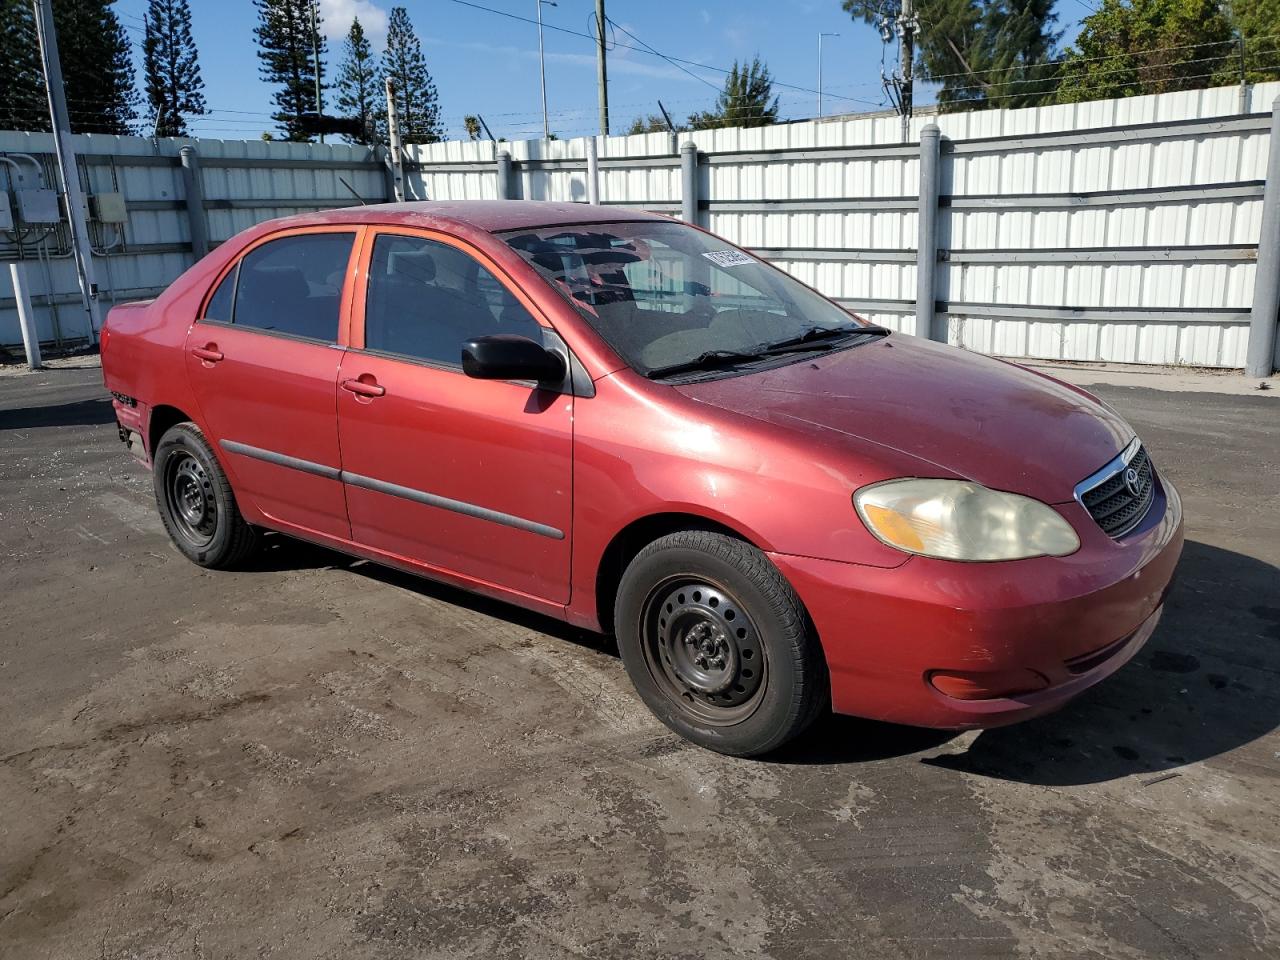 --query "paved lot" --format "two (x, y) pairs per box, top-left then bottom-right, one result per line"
(1, 361), (1278, 960)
